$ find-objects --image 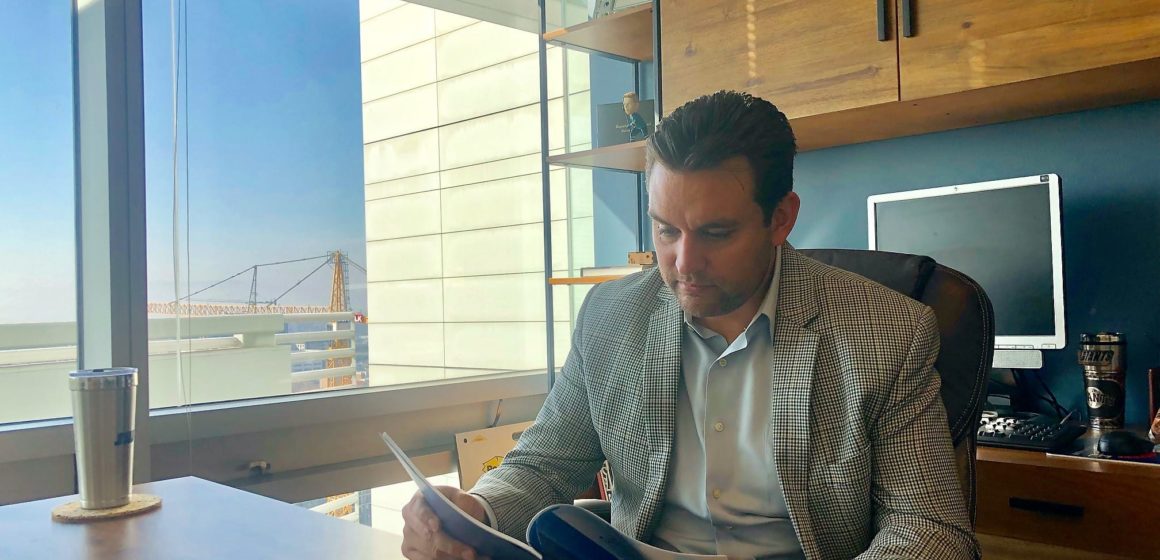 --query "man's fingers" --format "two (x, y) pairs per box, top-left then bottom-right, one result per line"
(400, 540), (434, 560)
(433, 528), (480, 560)
(402, 488), (483, 560)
